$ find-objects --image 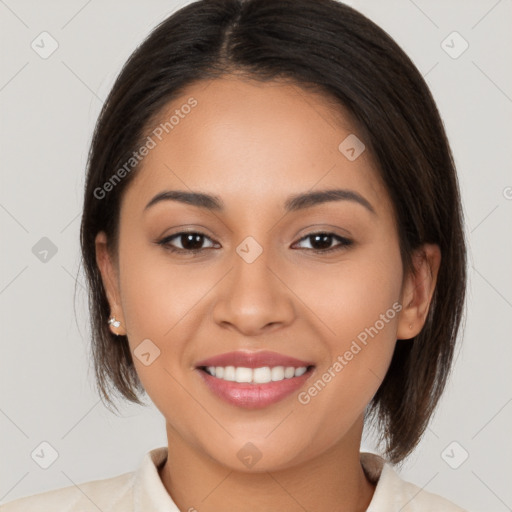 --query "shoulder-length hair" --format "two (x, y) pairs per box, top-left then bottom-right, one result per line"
(80, 0), (467, 463)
